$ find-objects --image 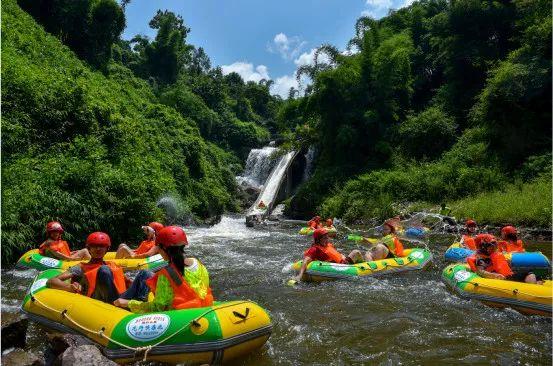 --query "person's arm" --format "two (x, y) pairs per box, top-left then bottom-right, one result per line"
(476, 268), (505, 280)
(49, 250), (75, 261)
(295, 256), (313, 282)
(126, 275), (174, 313)
(46, 271), (82, 293)
(132, 245), (159, 259)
